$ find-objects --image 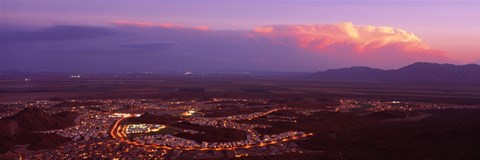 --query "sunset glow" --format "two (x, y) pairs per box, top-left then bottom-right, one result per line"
(252, 23), (431, 53)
